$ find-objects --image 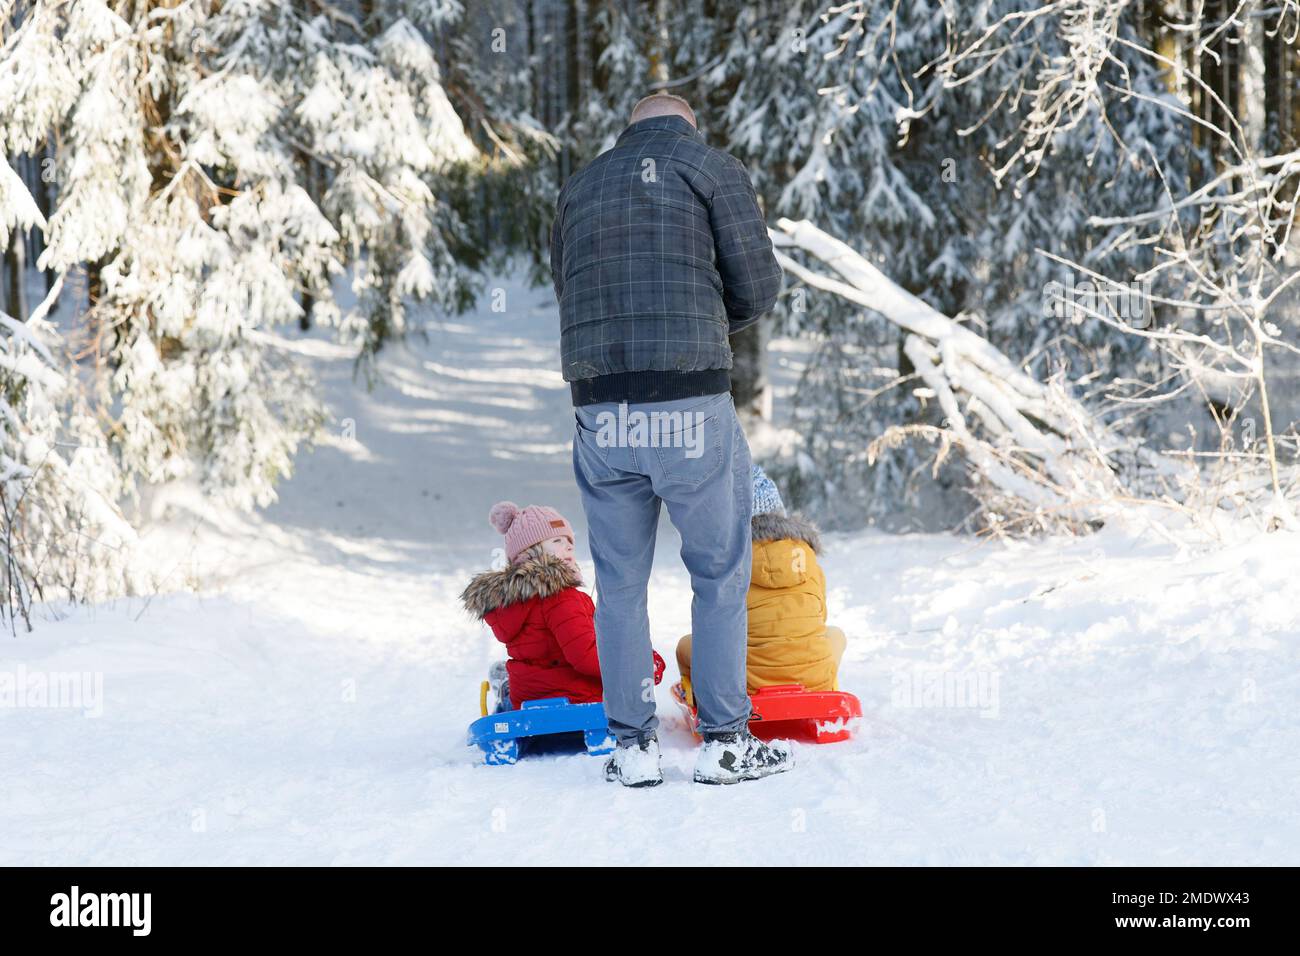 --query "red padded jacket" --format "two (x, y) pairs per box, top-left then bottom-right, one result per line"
(462, 553), (663, 708)
(484, 584), (603, 708)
